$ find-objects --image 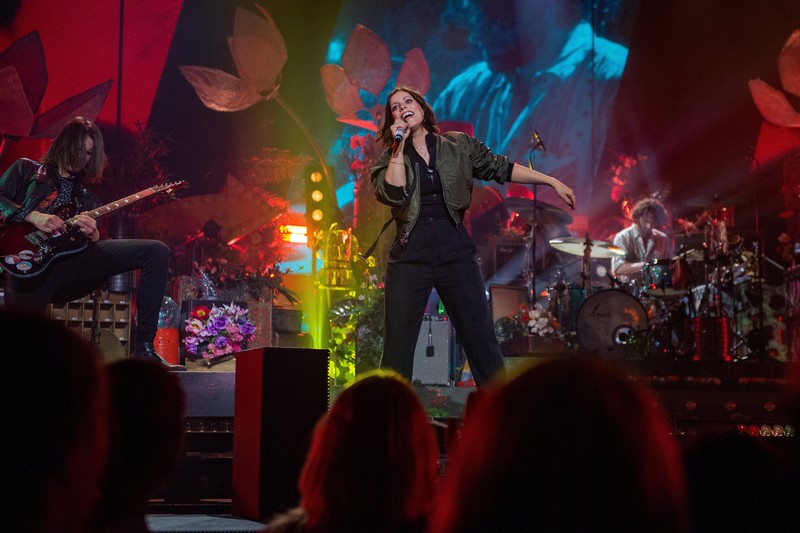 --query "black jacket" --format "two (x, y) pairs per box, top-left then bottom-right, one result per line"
(0, 158), (100, 224)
